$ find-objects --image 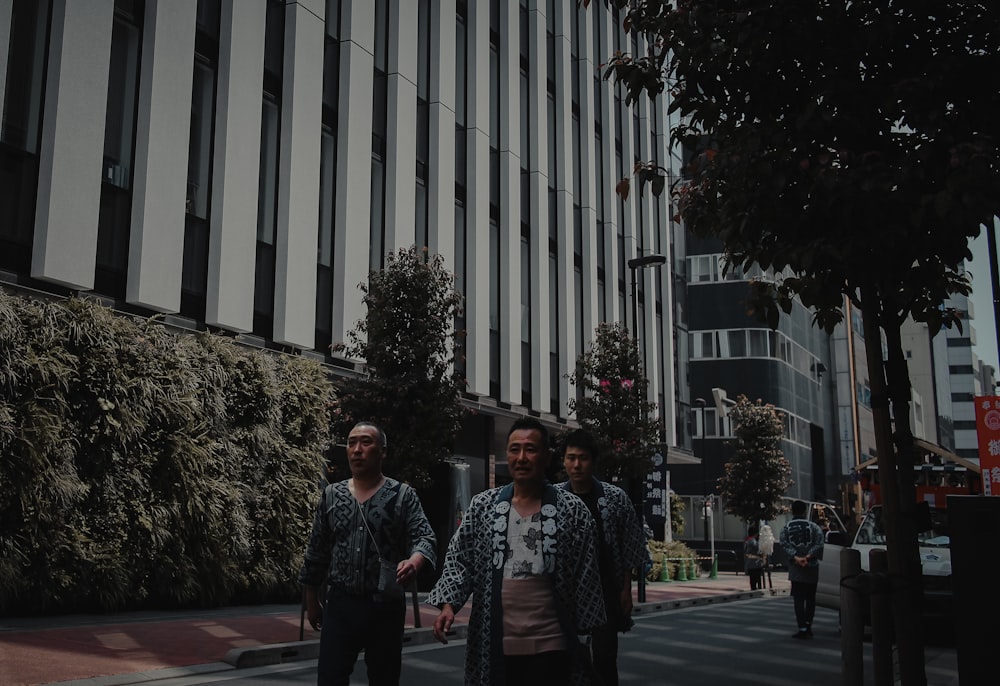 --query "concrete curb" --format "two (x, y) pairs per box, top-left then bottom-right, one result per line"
(224, 623), (472, 669)
(225, 589), (784, 670)
(39, 662), (235, 686)
(632, 587), (787, 615)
